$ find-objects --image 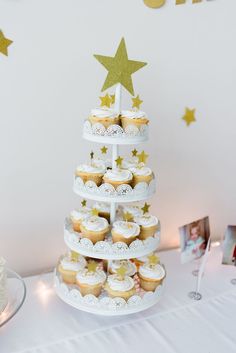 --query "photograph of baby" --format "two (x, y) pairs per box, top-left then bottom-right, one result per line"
(179, 217), (210, 264)
(222, 225), (236, 266)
